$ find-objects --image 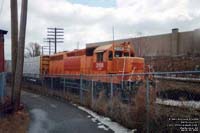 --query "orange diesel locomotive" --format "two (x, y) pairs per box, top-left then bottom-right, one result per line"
(48, 42), (144, 82)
